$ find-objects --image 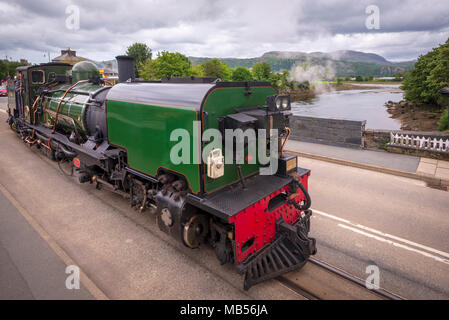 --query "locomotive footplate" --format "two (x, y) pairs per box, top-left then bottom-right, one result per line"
(186, 168), (311, 220)
(239, 211), (316, 290)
